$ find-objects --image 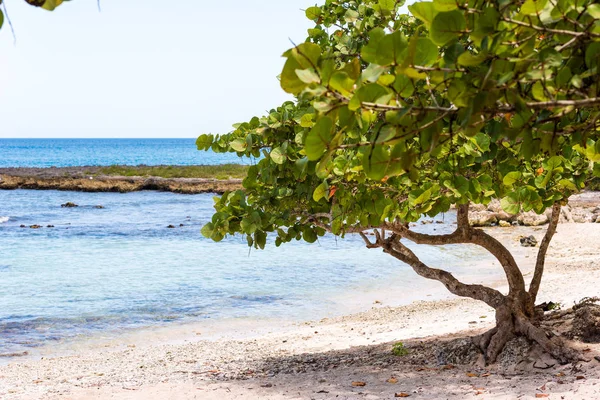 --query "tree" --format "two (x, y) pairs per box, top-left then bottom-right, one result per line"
(198, 0), (600, 364)
(0, 0), (69, 31)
